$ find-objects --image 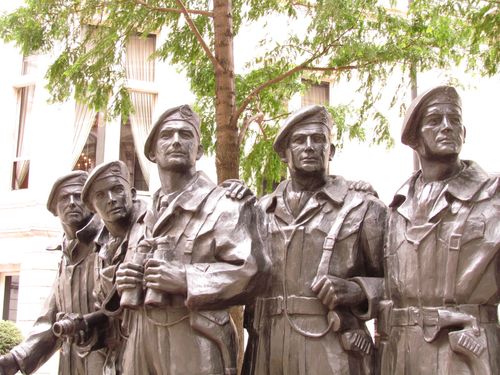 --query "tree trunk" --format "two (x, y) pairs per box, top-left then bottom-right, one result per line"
(213, 2), (244, 374)
(213, 0), (239, 182)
